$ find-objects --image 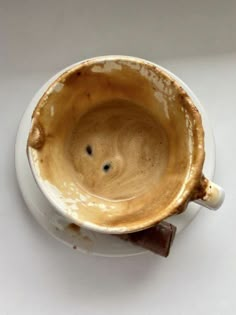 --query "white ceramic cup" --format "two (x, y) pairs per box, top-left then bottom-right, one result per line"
(27, 56), (225, 234)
